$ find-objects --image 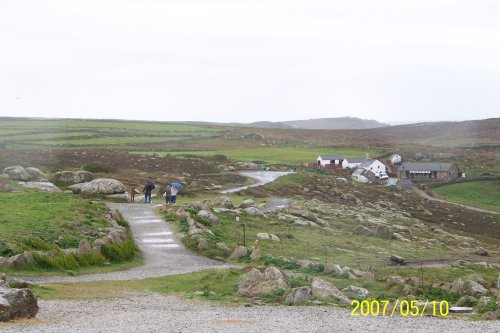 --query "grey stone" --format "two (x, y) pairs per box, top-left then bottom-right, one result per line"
(311, 278), (350, 304)
(353, 225), (373, 236)
(297, 260), (314, 269)
(21, 181), (62, 193)
(285, 287), (313, 305)
(342, 285), (370, 298)
(244, 207), (263, 216)
(68, 178), (126, 195)
(459, 280), (488, 297)
(213, 196), (234, 209)
(3, 166), (29, 181)
(229, 246), (248, 260)
(53, 170), (95, 184)
(239, 199), (256, 209)
(25, 167), (46, 181)
(324, 263), (342, 274)
(389, 255), (406, 265)
(216, 242), (231, 253)
(197, 238), (209, 249)
(456, 295), (478, 307)
(0, 296), (10, 322)
(0, 286), (39, 321)
(238, 267), (290, 298)
(78, 239), (92, 255)
(197, 210), (219, 224)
